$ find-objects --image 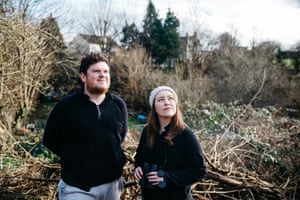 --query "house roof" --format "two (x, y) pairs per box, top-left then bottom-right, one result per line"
(79, 34), (118, 46)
